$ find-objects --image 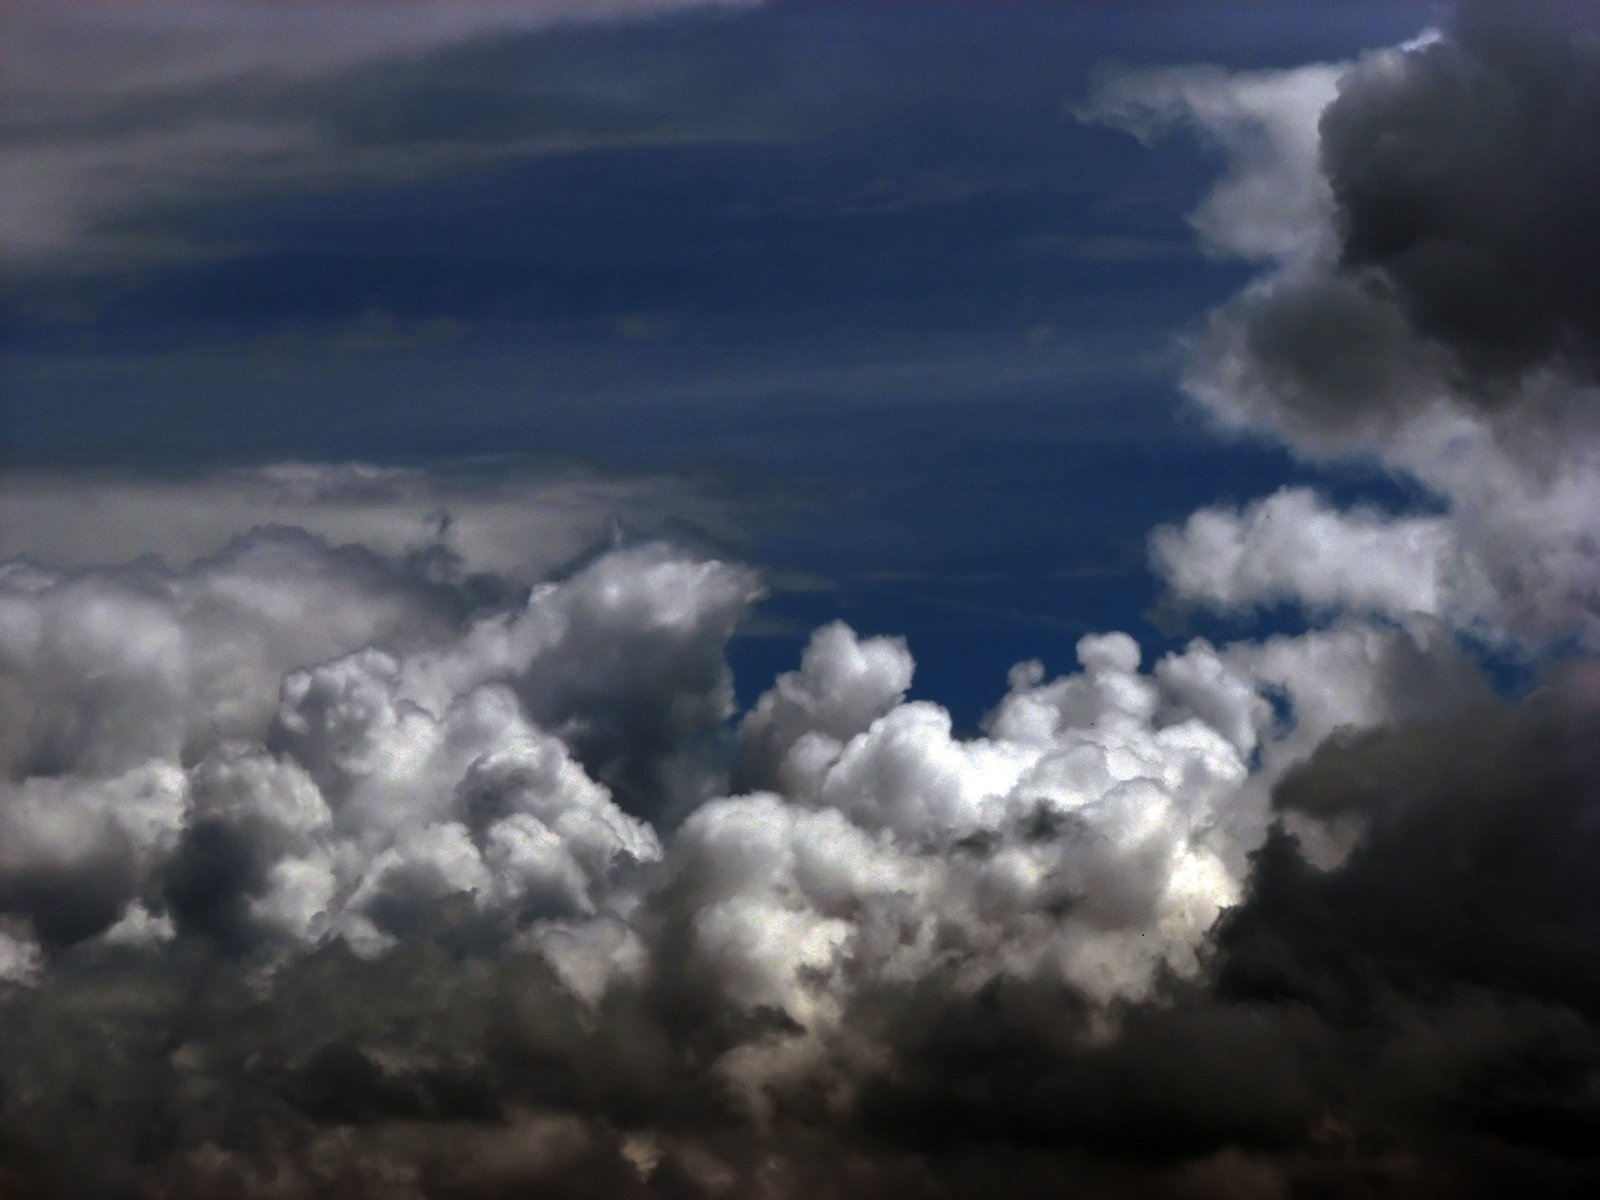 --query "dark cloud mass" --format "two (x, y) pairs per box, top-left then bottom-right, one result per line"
(1323, 5), (1600, 388)
(5, 533), (1600, 1197)
(1185, 2), (1600, 437)
(5, 2), (1600, 1197)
